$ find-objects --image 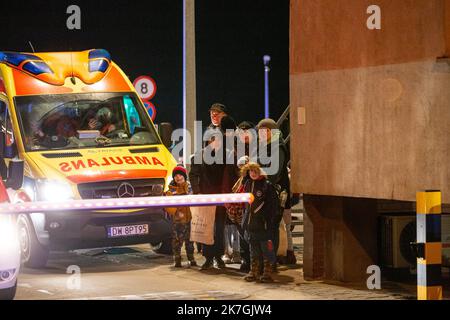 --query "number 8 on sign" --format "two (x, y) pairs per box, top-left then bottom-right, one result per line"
(133, 76), (157, 100)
